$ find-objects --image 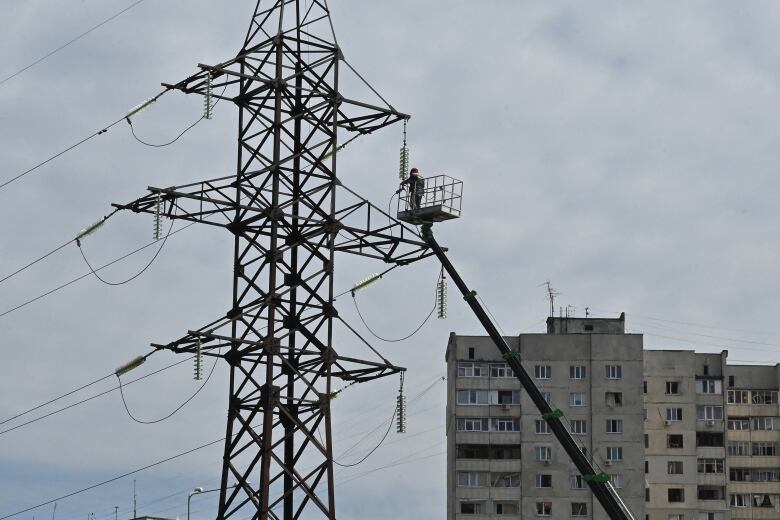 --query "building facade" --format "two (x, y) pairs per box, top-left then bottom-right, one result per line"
(445, 315), (646, 519)
(446, 316), (780, 520)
